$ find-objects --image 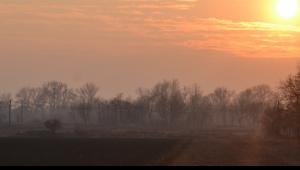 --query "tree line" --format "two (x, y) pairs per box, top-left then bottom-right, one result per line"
(0, 81), (275, 130)
(0, 66), (300, 137)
